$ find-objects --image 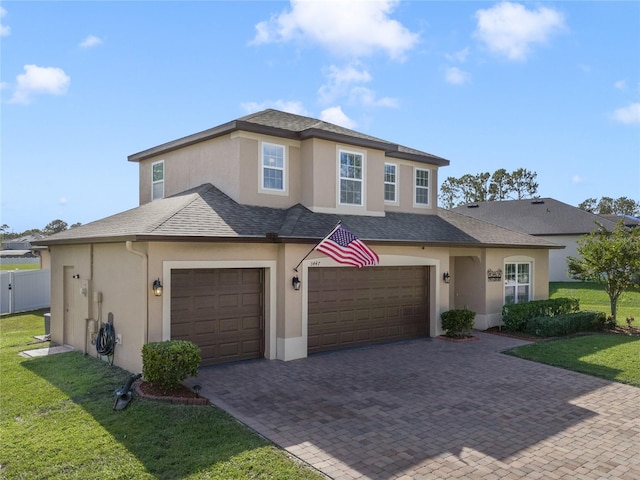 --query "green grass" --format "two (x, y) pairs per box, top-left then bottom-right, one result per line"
(507, 335), (640, 387)
(0, 263), (40, 270)
(0, 311), (324, 480)
(550, 281), (640, 325)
